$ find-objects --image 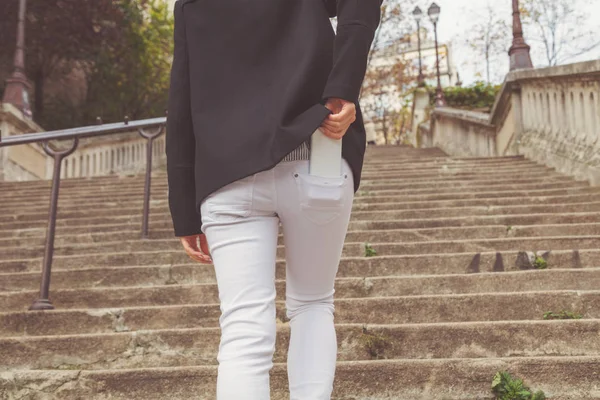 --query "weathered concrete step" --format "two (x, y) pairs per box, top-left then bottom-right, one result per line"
(4, 222), (600, 252)
(2, 243), (595, 290)
(4, 232), (600, 262)
(3, 268), (600, 311)
(0, 166), (575, 208)
(3, 208), (600, 242)
(1, 240), (594, 275)
(0, 176), (580, 207)
(1, 320), (598, 371)
(1, 248), (596, 290)
(1, 181), (592, 216)
(1, 356), (598, 399)
(0, 158), (538, 192)
(5, 192), (600, 228)
(0, 164), (558, 195)
(0, 156), (533, 187)
(5, 186), (598, 220)
(3, 199), (600, 232)
(2, 290), (598, 336)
